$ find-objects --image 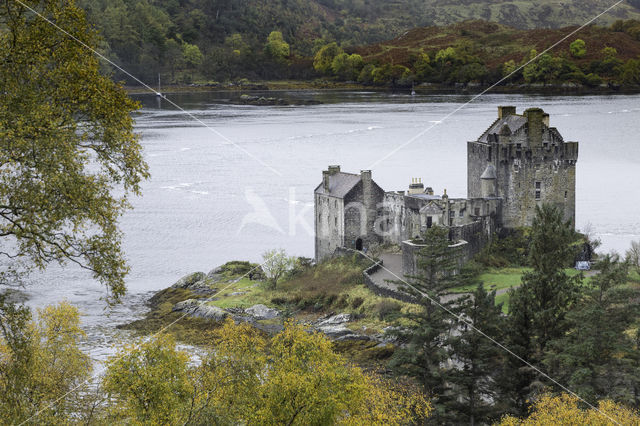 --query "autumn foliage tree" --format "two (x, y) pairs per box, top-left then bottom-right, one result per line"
(0, 0), (148, 301)
(0, 298), (91, 424)
(498, 393), (640, 425)
(102, 319), (432, 424)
